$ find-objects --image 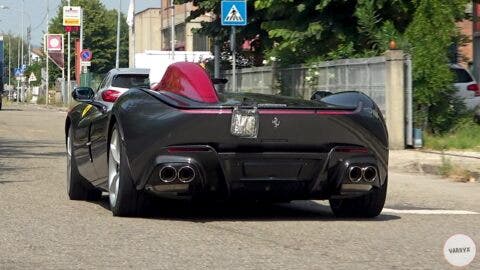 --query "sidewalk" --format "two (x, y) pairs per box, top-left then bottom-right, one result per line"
(390, 149), (480, 182)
